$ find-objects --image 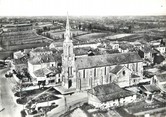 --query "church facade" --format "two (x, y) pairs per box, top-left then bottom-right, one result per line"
(61, 15), (143, 90)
